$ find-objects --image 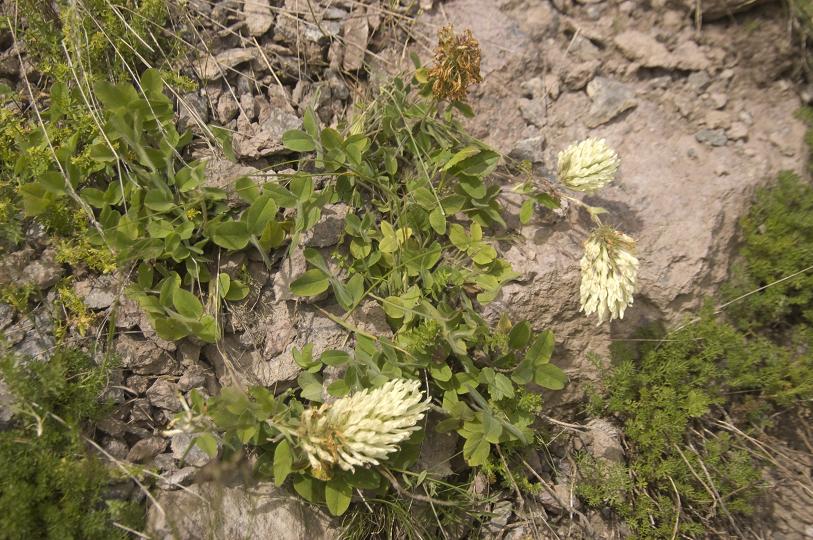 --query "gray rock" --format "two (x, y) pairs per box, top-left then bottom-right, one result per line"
(196, 48), (255, 81)
(116, 334), (177, 375)
(0, 378), (14, 428)
(302, 203), (349, 248)
(243, 0), (274, 36)
(232, 108), (301, 159)
(204, 334), (300, 389)
(262, 301), (296, 358)
(0, 303), (13, 331)
(171, 432), (212, 467)
(518, 98), (547, 128)
(582, 419), (624, 463)
(671, 41), (710, 71)
(416, 413), (459, 478)
(272, 246), (307, 302)
(613, 30), (672, 67)
(695, 128), (728, 146)
(154, 452), (177, 472)
(148, 482), (339, 539)
(727, 121), (749, 141)
(485, 499), (513, 535)
(562, 59), (598, 91)
(158, 466), (198, 490)
(127, 436), (168, 463)
(204, 157), (261, 206)
(102, 437), (130, 461)
(177, 92), (209, 133)
(0, 248), (30, 287)
(178, 365), (209, 392)
(24, 248), (63, 289)
(73, 275), (119, 310)
(585, 77), (637, 128)
(508, 134), (546, 164)
(341, 7), (369, 72)
(687, 70), (711, 92)
(146, 379), (182, 411)
(216, 92), (239, 123)
(126, 374), (151, 395)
